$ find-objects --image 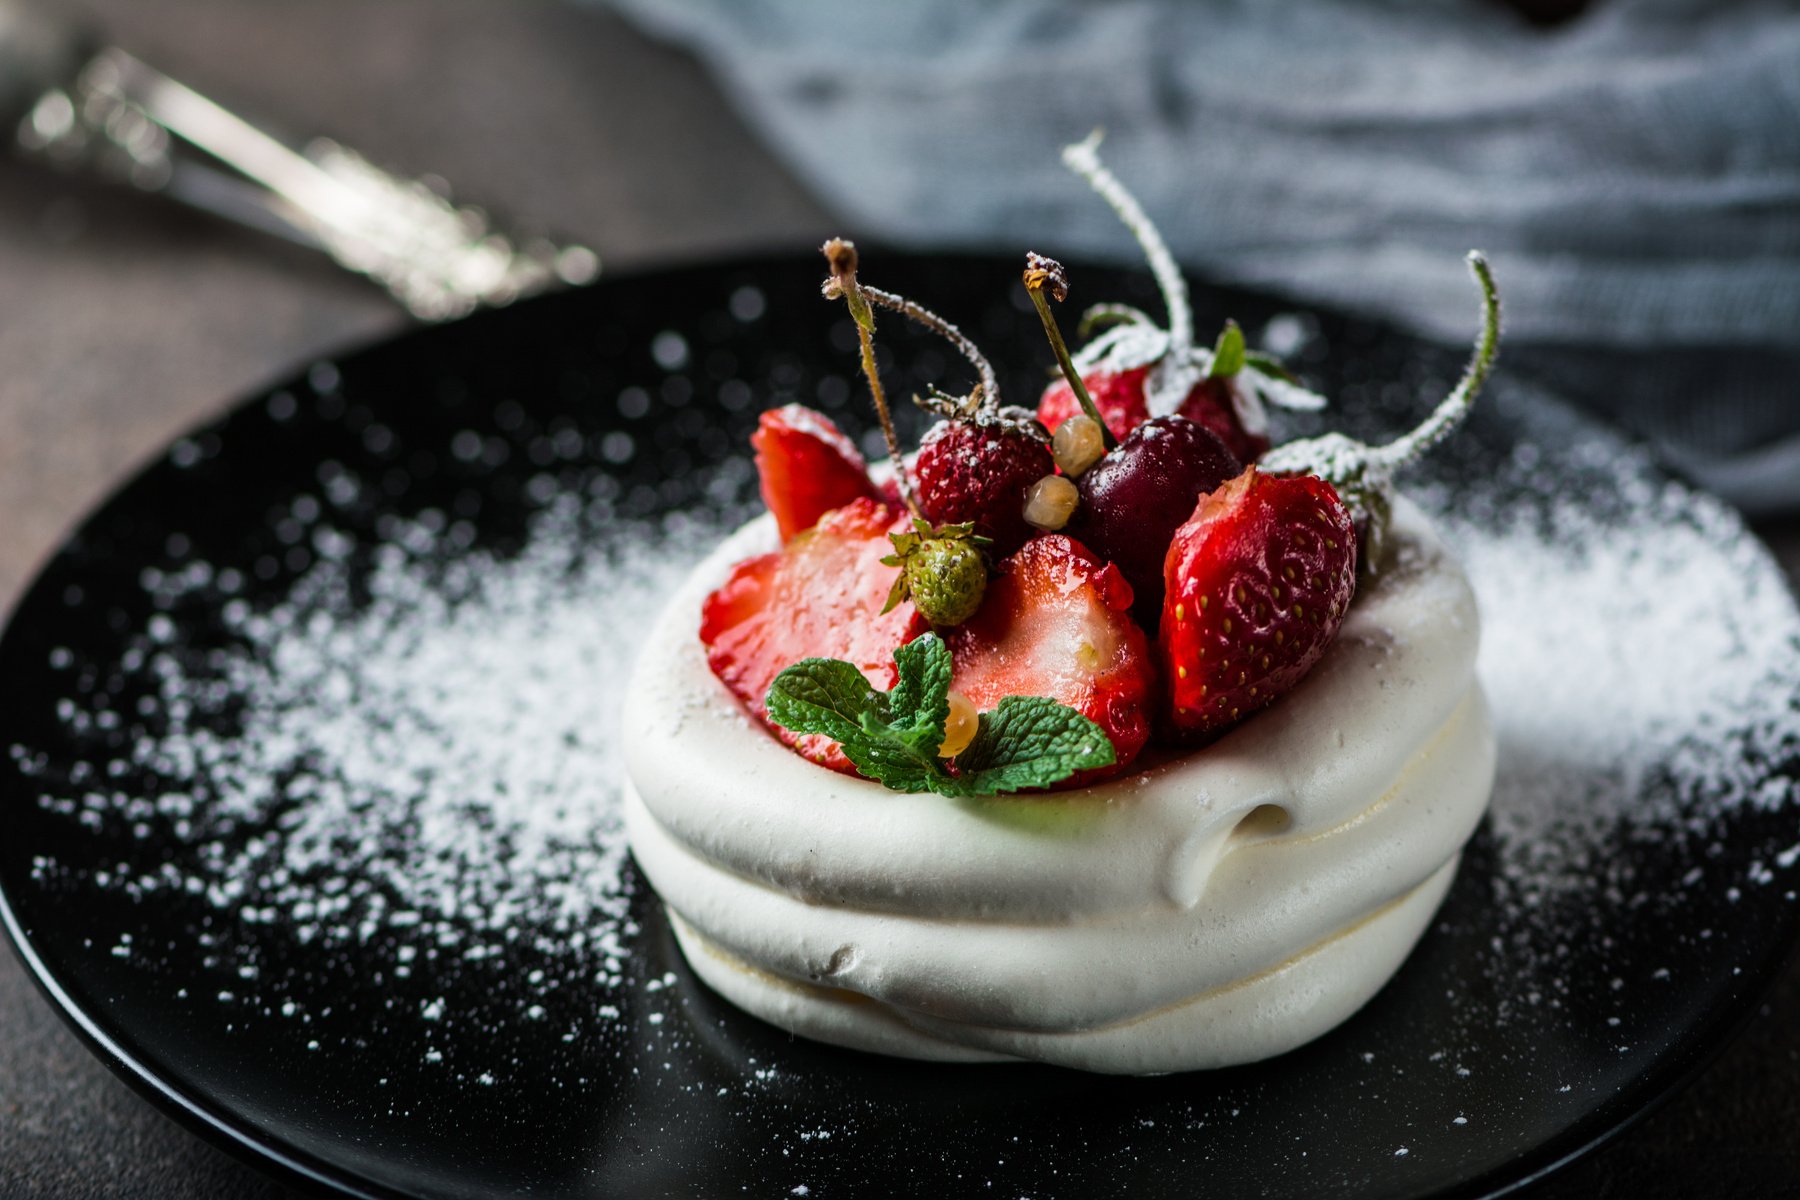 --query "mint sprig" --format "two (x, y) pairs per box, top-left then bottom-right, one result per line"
(764, 634), (1115, 796)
